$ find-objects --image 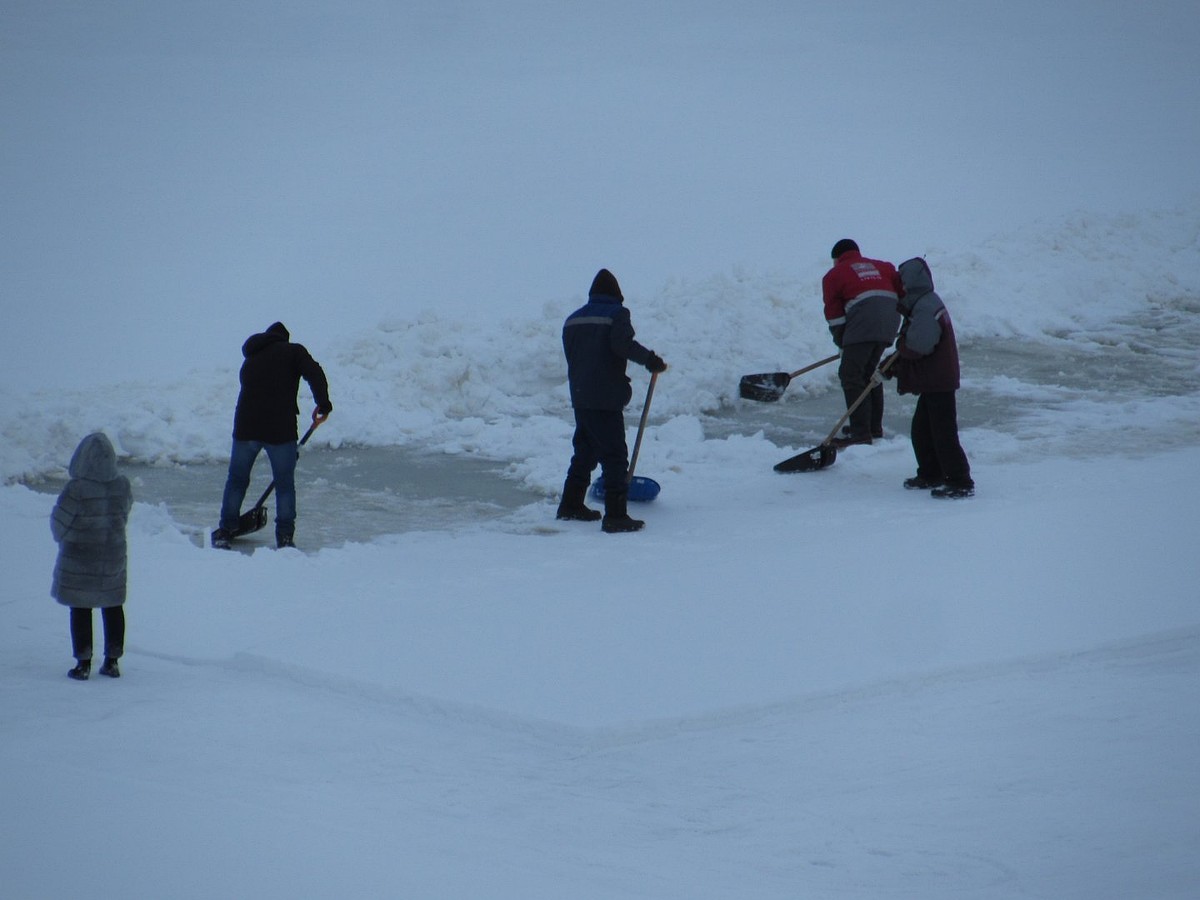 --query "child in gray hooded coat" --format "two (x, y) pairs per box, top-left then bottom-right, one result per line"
(887, 257), (975, 498)
(51, 432), (133, 679)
